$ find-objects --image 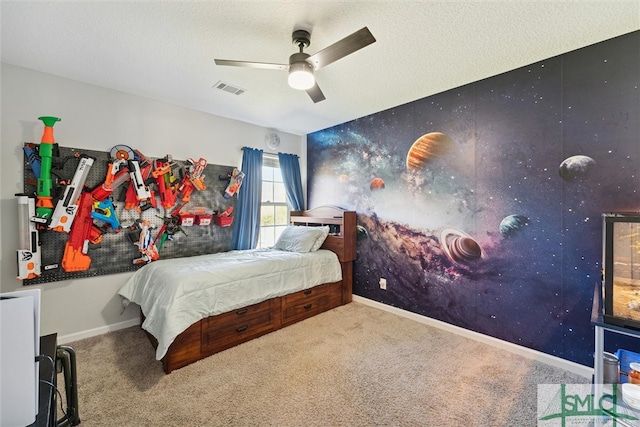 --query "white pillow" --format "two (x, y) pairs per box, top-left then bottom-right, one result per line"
(309, 226), (330, 251)
(274, 226), (330, 253)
